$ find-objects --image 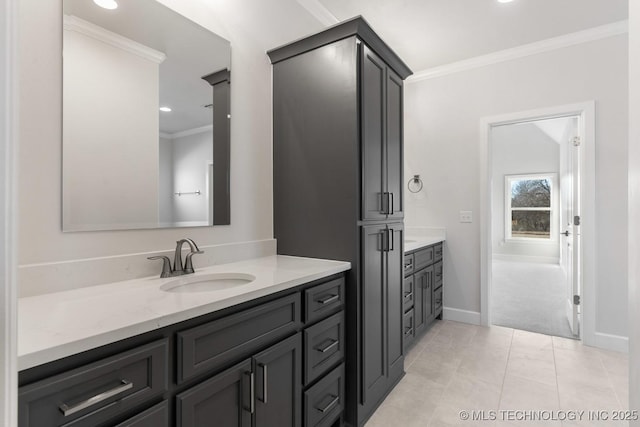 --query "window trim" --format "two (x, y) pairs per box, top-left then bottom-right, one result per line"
(504, 173), (558, 242)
